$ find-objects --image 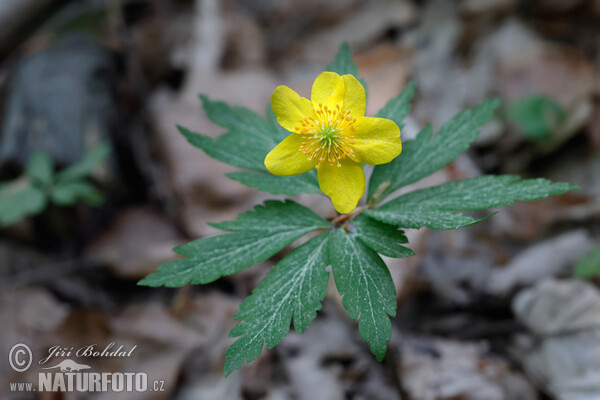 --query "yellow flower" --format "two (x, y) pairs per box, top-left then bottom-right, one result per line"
(265, 71), (402, 214)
